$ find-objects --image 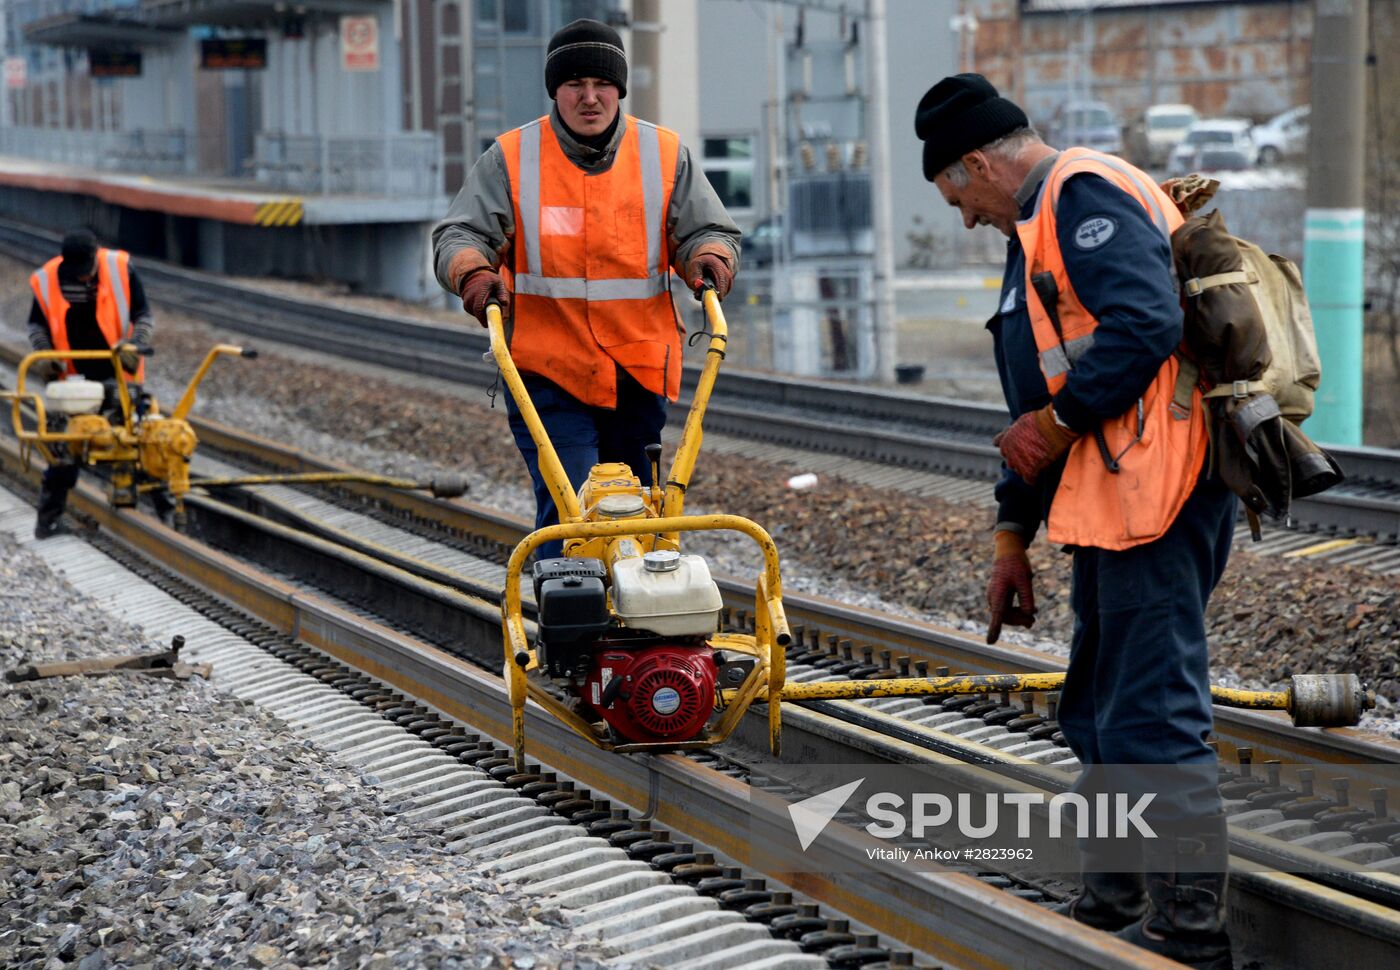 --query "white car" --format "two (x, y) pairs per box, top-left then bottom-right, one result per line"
(1252, 106), (1309, 165)
(1140, 103), (1198, 167)
(1168, 119), (1257, 175)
